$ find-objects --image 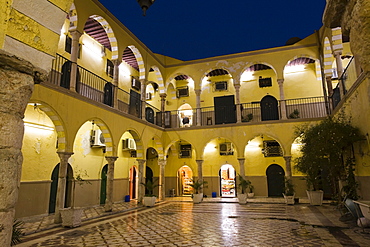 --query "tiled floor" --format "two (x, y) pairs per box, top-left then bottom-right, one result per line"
(16, 198), (370, 246)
